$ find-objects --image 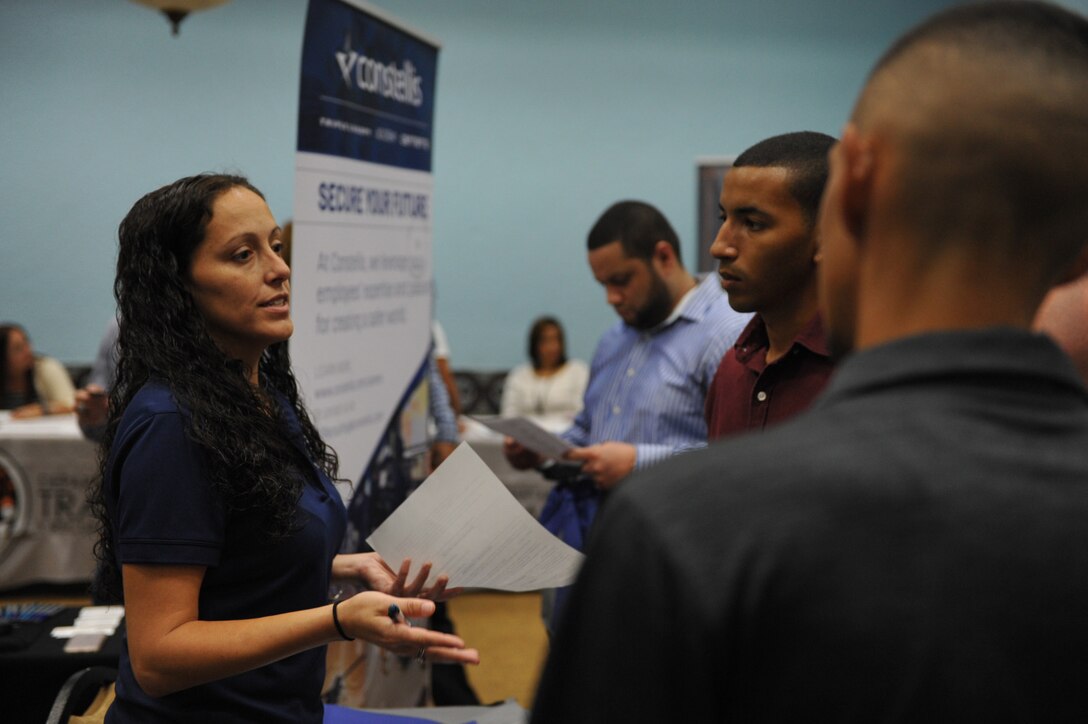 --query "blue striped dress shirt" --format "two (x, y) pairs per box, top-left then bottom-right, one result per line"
(541, 273), (752, 630)
(562, 272), (752, 468)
